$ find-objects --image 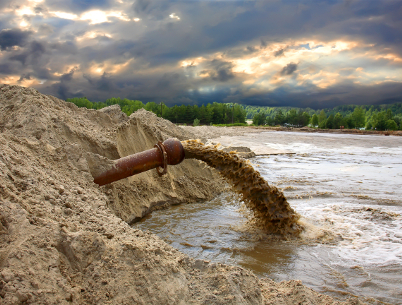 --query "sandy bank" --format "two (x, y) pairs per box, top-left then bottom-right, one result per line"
(0, 84), (376, 304)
